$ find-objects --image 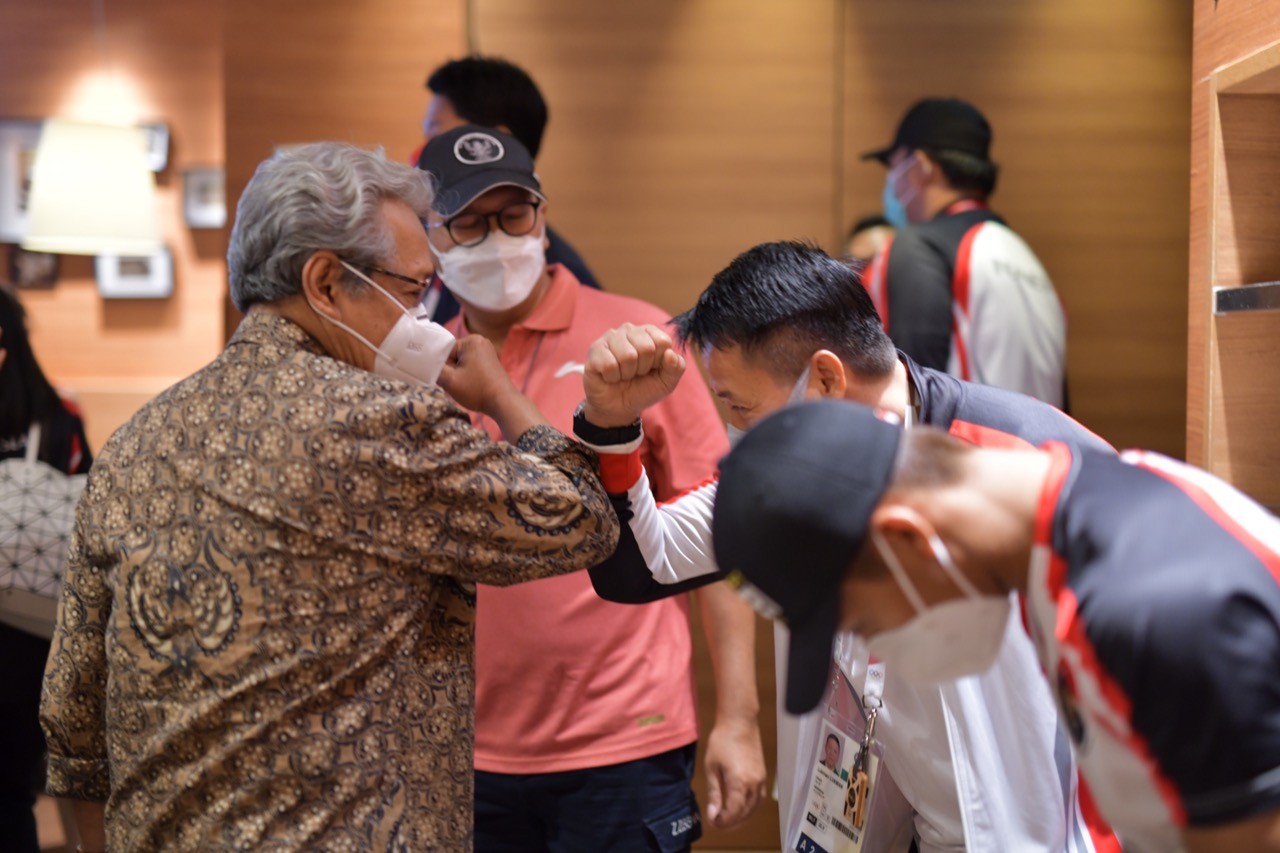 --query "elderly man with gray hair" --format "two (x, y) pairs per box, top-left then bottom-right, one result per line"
(38, 142), (620, 852)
